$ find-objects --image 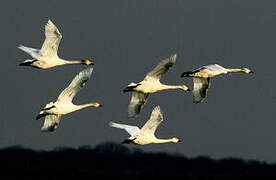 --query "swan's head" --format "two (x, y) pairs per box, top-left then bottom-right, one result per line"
(82, 60), (94, 65)
(242, 68), (253, 74)
(89, 102), (103, 107)
(123, 82), (141, 92)
(180, 85), (191, 92)
(171, 137), (182, 143)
